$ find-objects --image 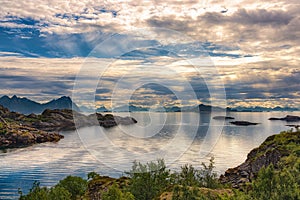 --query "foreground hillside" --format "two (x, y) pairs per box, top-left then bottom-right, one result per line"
(19, 129), (300, 199)
(220, 128), (300, 188)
